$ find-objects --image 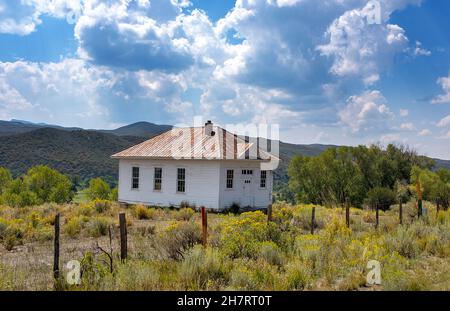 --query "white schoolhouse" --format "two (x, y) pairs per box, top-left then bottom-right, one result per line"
(111, 121), (278, 210)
